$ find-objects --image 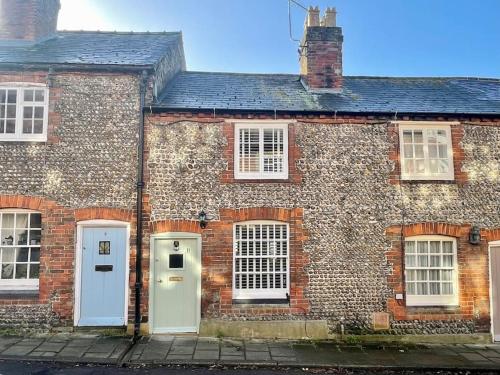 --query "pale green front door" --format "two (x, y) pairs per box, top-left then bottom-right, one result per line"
(153, 238), (199, 333)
